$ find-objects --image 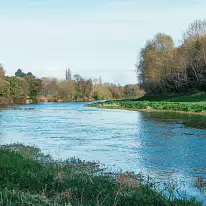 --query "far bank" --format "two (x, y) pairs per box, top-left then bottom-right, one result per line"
(87, 93), (206, 116)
